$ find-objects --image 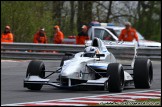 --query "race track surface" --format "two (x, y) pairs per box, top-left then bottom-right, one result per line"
(1, 60), (161, 105)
